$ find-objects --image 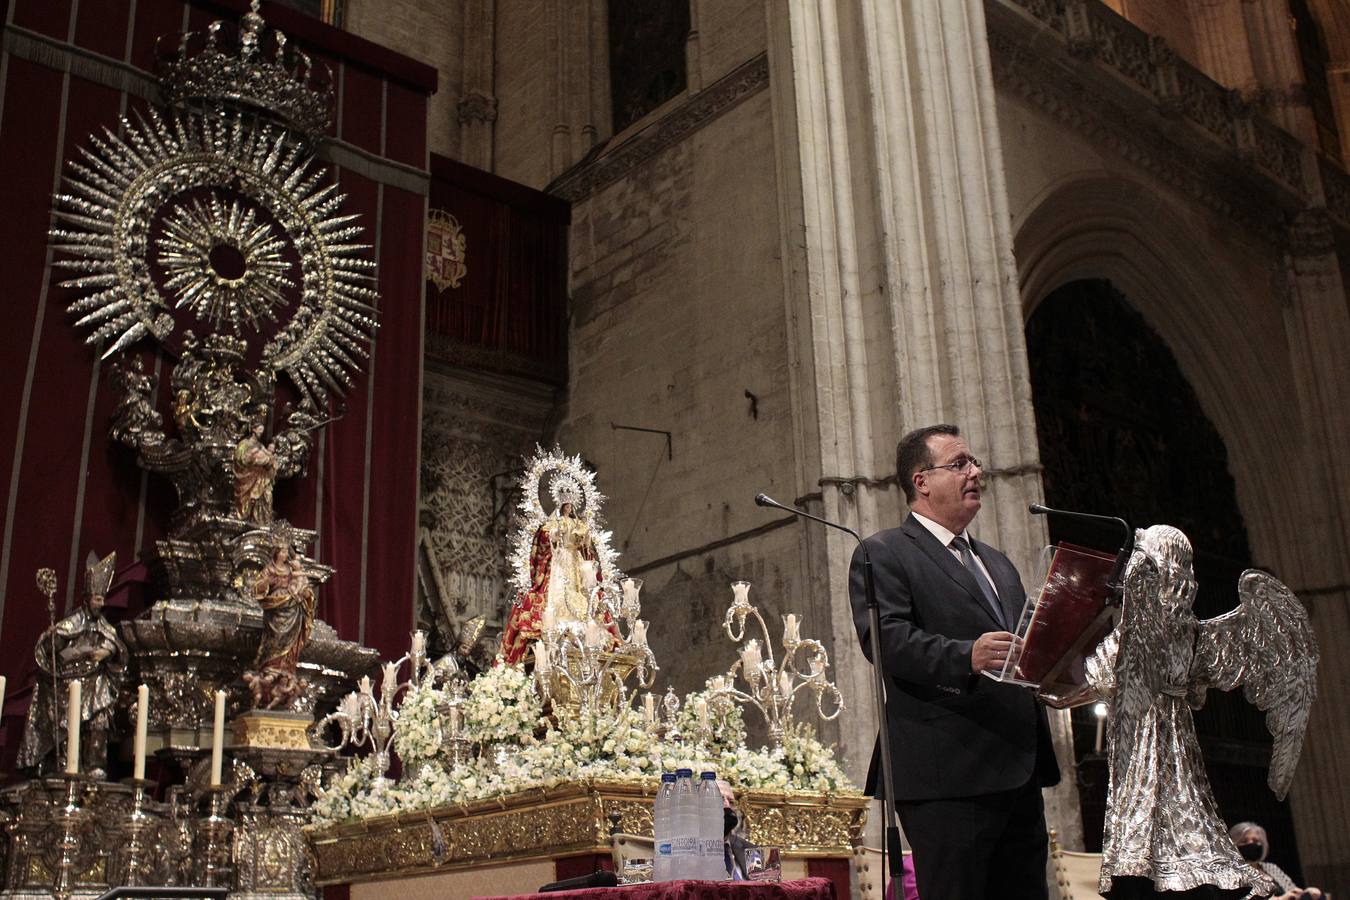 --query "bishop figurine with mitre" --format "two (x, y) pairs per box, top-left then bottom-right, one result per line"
(17, 552), (128, 777)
